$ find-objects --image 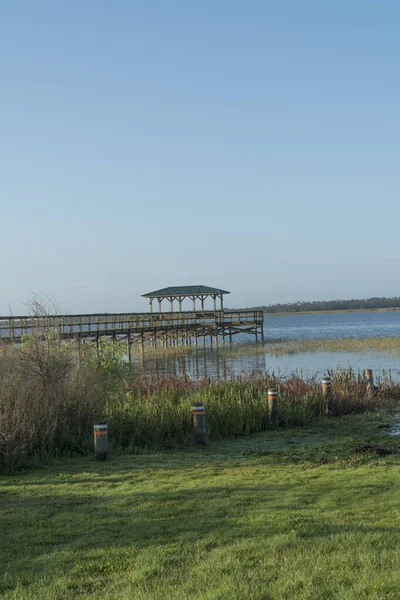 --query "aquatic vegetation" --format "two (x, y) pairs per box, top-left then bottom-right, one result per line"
(218, 336), (400, 357)
(127, 336), (400, 360)
(2, 334), (400, 469)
